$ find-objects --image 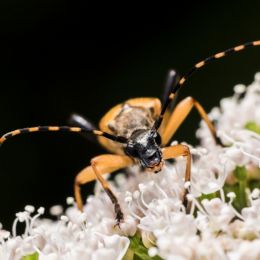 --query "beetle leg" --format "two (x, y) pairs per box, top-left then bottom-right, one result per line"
(162, 144), (191, 209)
(74, 154), (134, 224)
(162, 69), (180, 110)
(68, 113), (98, 144)
(163, 144), (191, 182)
(161, 96), (219, 146)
